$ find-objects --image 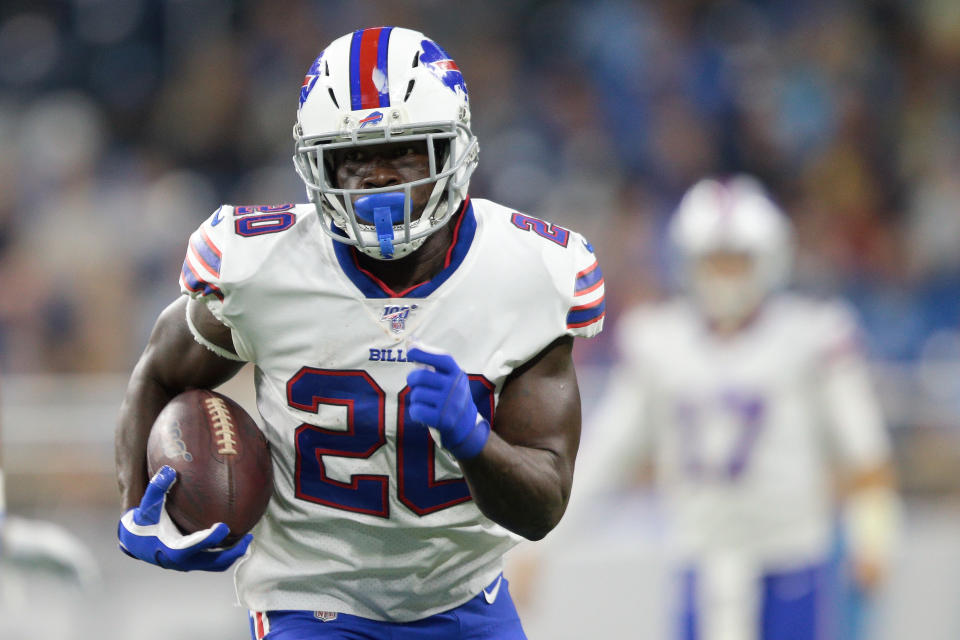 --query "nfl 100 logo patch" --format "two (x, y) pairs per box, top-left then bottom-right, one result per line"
(381, 304), (418, 333)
